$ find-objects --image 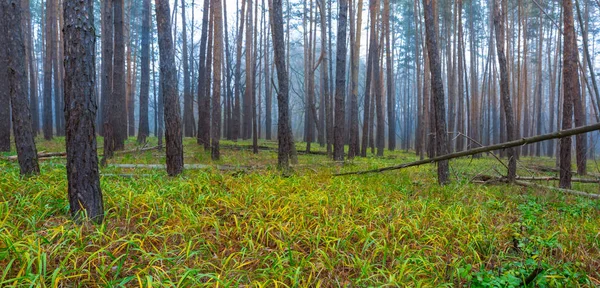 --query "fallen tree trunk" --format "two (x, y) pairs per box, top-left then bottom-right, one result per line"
(516, 176), (600, 184)
(514, 180), (600, 199)
(474, 175), (600, 199)
(335, 122), (600, 176)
